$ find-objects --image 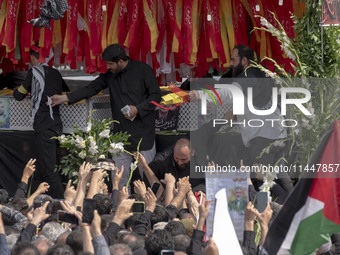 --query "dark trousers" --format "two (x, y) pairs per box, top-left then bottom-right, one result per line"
(33, 124), (64, 198)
